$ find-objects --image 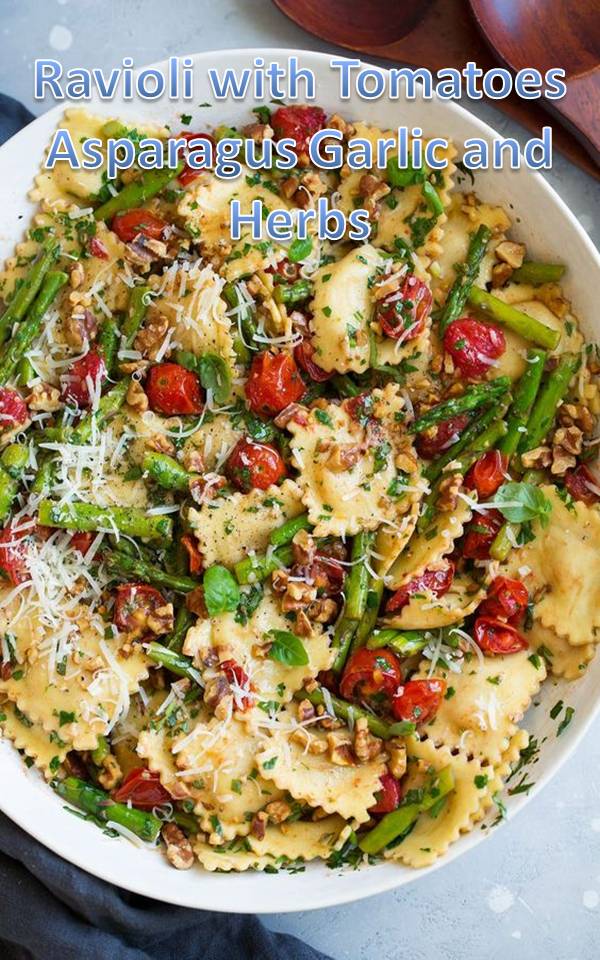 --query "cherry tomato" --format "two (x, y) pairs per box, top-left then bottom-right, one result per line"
(415, 413), (470, 460)
(226, 437), (287, 492)
(386, 562), (455, 613)
(271, 105), (327, 155)
(465, 450), (509, 500)
(221, 658), (254, 710)
(112, 767), (171, 809)
(340, 648), (403, 707)
(376, 274), (432, 342)
(245, 351), (305, 417)
(113, 583), (167, 636)
(444, 317), (506, 380)
(60, 350), (107, 408)
(0, 387), (28, 432)
(111, 209), (167, 244)
(479, 576), (529, 624)
(309, 555), (345, 597)
(0, 521), (32, 585)
(178, 131), (215, 186)
(462, 509), (503, 560)
(392, 678), (446, 724)
(345, 392), (374, 426)
(146, 362), (204, 415)
(181, 533), (203, 575)
(473, 616), (528, 655)
(564, 464), (600, 506)
(369, 773), (401, 815)
(294, 339), (334, 382)
(69, 531), (95, 556)
(267, 258), (301, 283)
(88, 236), (109, 260)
